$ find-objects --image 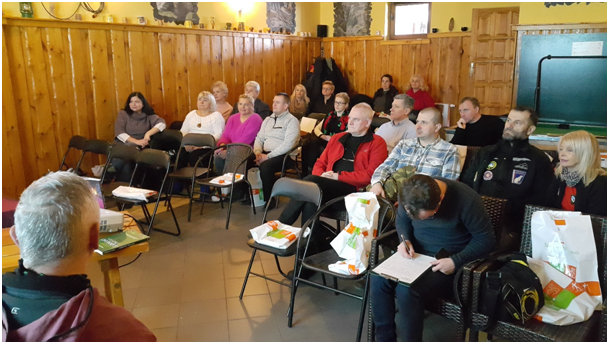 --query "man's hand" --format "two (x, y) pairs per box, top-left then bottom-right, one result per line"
(397, 240), (415, 259)
(320, 171), (338, 180)
(255, 153), (268, 165)
(456, 118), (467, 130)
(370, 183), (385, 197)
(430, 258), (456, 275)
